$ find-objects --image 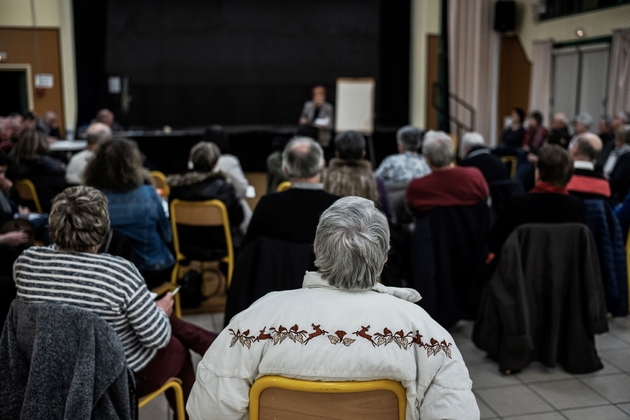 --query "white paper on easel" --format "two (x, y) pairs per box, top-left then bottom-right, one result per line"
(335, 78), (375, 134)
